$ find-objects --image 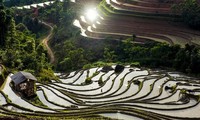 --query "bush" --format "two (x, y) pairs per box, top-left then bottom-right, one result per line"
(172, 0), (200, 29)
(38, 68), (58, 83)
(130, 62), (140, 68)
(82, 64), (93, 70)
(98, 76), (104, 86)
(85, 77), (92, 84)
(101, 65), (113, 72)
(93, 61), (108, 67)
(115, 65), (125, 73)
